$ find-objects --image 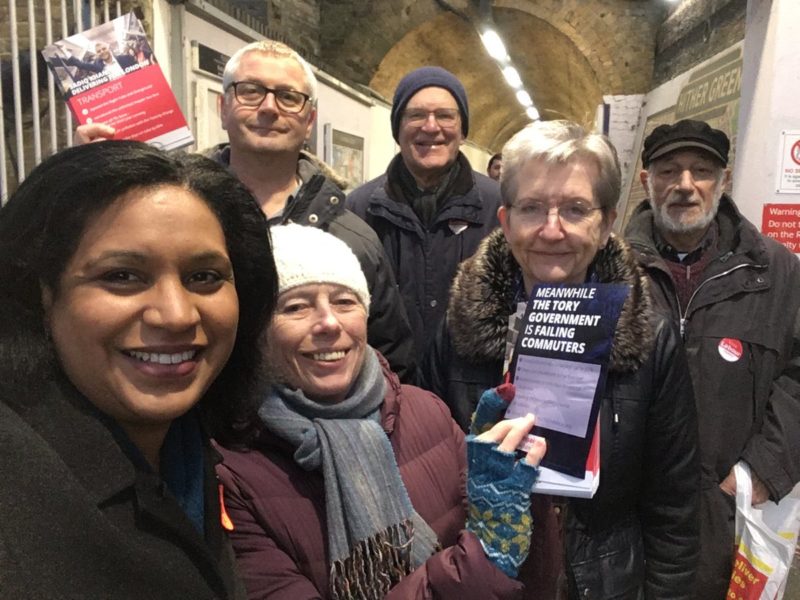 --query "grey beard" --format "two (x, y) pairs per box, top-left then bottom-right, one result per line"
(652, 182), (723, 235)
